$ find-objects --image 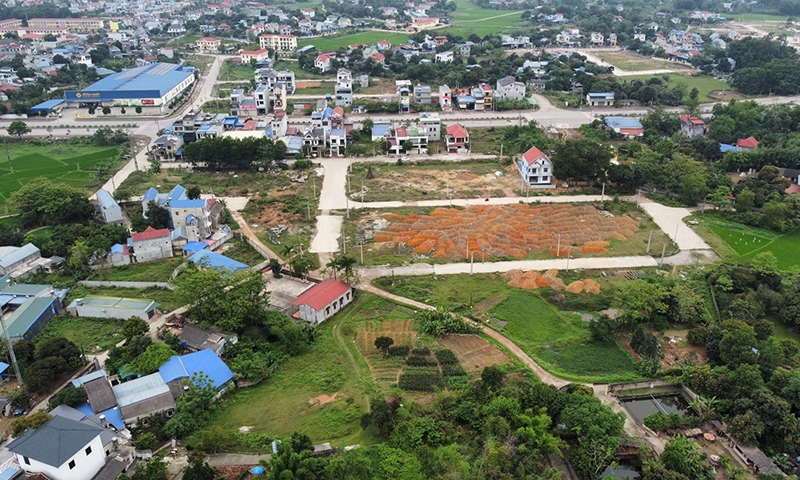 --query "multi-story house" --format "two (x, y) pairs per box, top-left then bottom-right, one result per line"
(413, 85), (432, 104)
(334, 68), (353, 106)
(259, 34), (297, 52)
(439, 85), (451, 110)
(517, 147), (554, 188)
(419, 112), (440, 141)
